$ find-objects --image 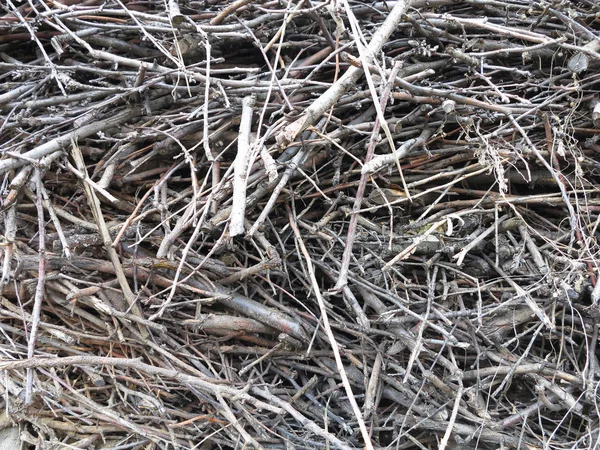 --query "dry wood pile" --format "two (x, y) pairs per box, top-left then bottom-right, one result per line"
(1, 0), (600, 449)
